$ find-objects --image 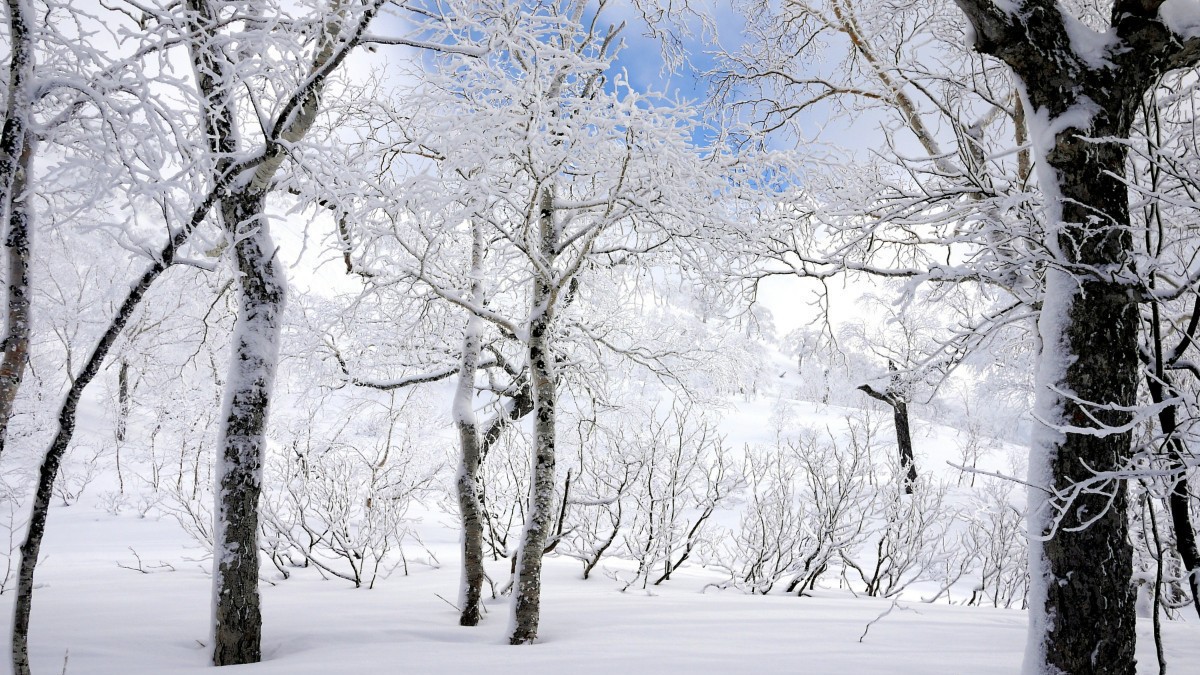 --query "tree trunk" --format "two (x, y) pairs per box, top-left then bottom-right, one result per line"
(857, 372), (916, 494)
(0, 134), (33, 452)
(1144, 369), (1200, 619)
(455, 223), (486, 627)
(211, 191), (284, 666)
(950, 4), (1200, 672)
(7, 2), (370, 668)
(116, 358), (130, 442)
(510, 190), (558, 645)
(1165, 437), (1200, 619)
(0, 0), (35, 461)
(892, 398), (915, 492)
(1022, 79), (1139, 675)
